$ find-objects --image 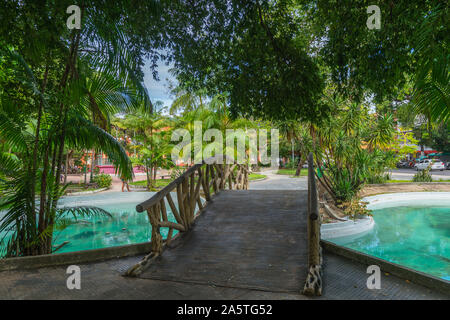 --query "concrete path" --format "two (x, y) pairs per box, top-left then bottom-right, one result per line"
(249, 169), (307, 190)
(1, 245), (446, 299)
